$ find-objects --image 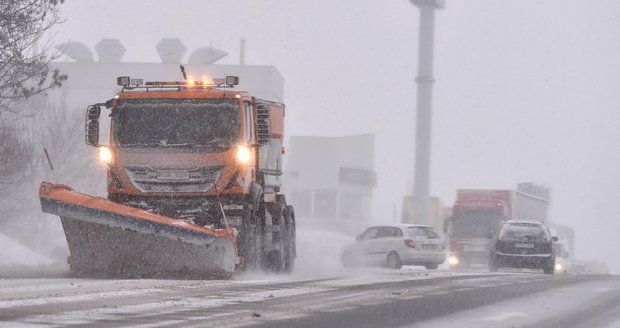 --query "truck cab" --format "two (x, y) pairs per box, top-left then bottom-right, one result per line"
(444, 186), (549, 270)
(83, 75), (295, 272)
(444, 201), (507, 269)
